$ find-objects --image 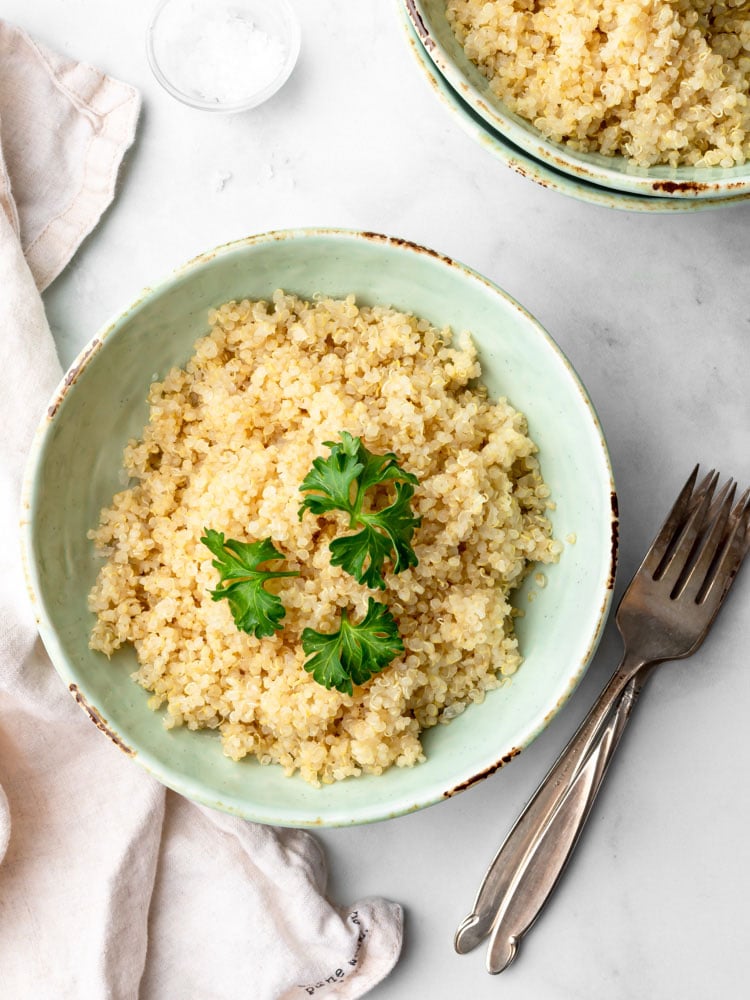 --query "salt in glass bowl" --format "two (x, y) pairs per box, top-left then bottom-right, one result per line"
(147, 0), (300, 112)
